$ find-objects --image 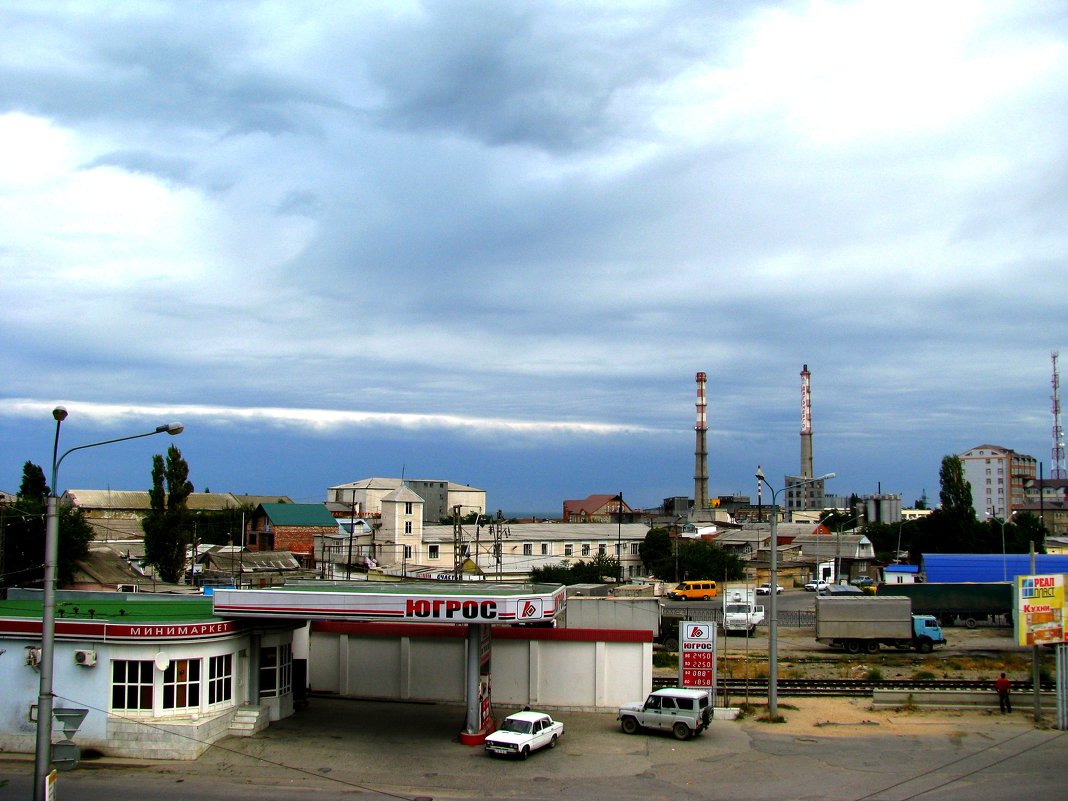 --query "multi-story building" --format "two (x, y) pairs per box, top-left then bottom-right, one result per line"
(959, 445), (1037, 520)
(327, 478), (486, 524)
